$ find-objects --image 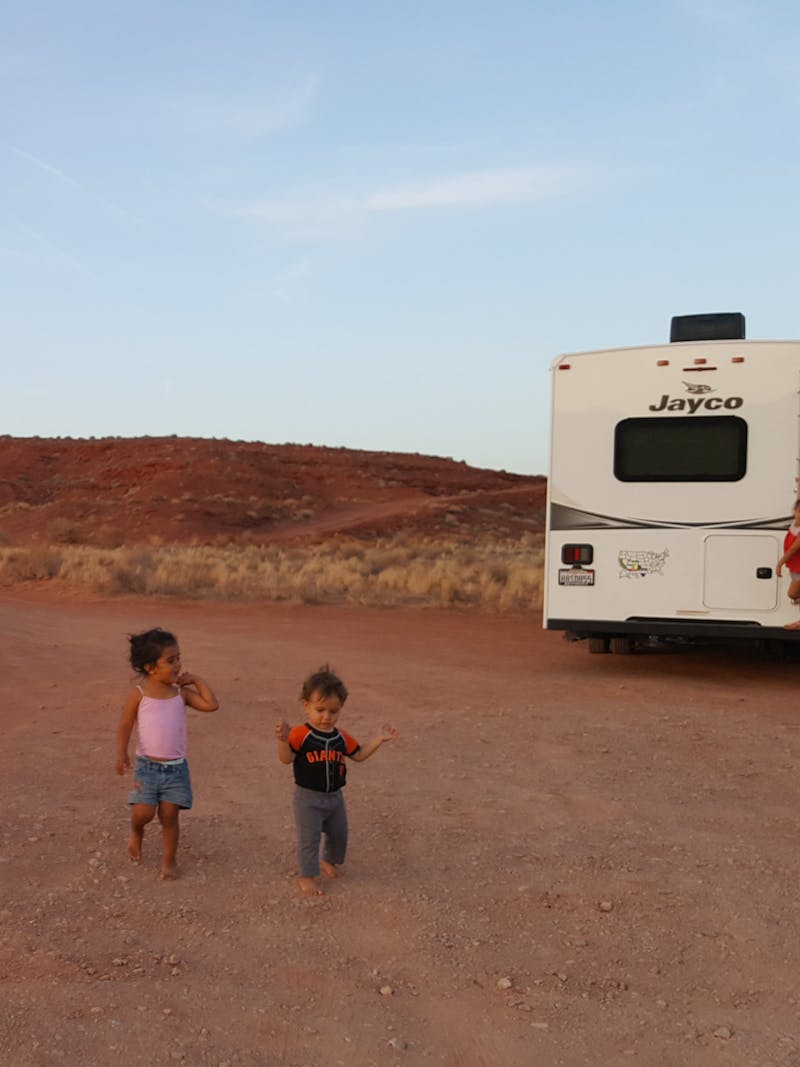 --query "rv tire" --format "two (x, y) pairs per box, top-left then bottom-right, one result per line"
(610, 637), (634, 655)
(588, 637), (610, 654)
